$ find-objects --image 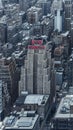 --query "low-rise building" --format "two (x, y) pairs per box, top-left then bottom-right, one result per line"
(13, 94), (49, 120)
(3, 110), (40, 130)
(52, 95), (73, 130)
